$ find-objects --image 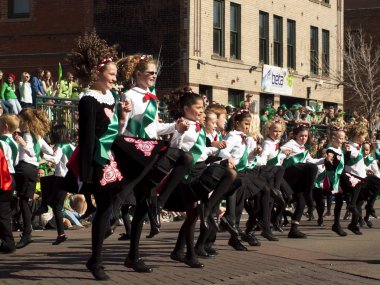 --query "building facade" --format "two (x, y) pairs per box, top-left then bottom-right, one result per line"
(185, 0), (344, 110)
